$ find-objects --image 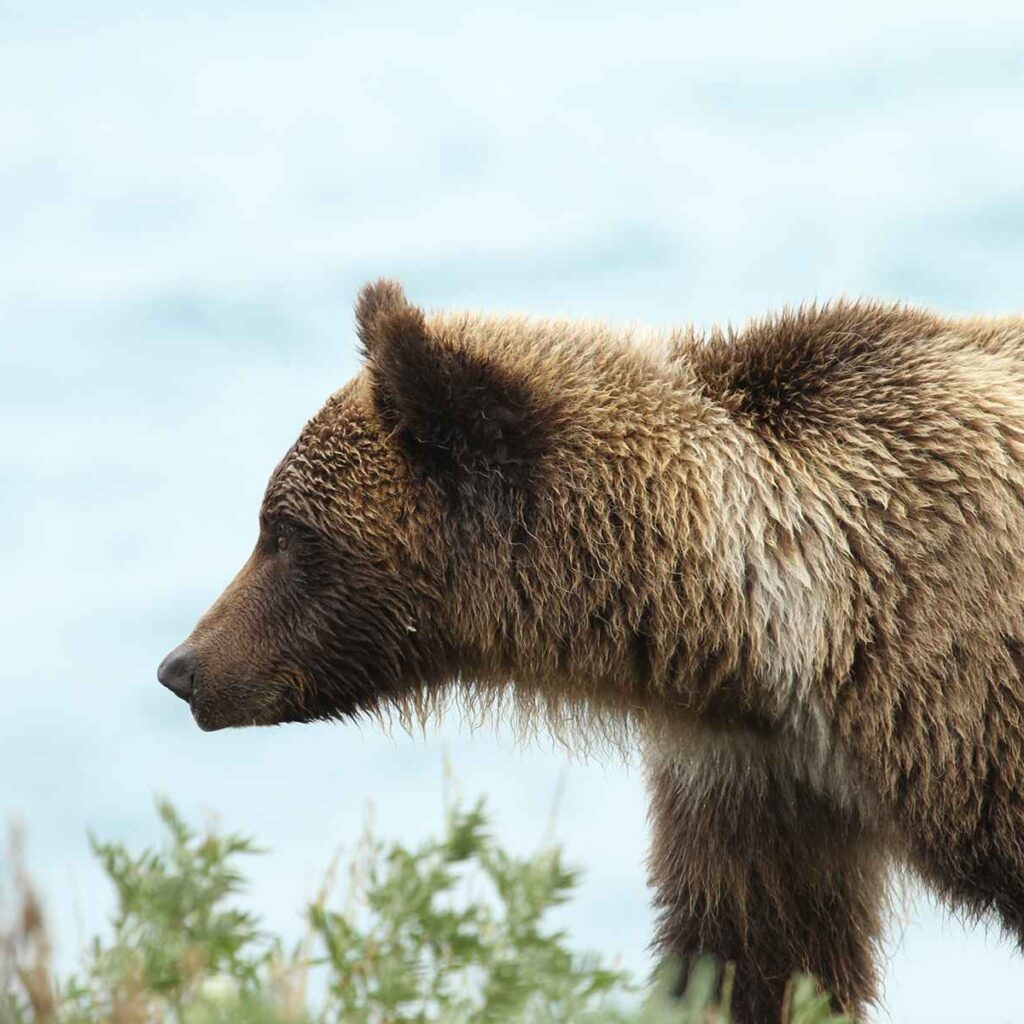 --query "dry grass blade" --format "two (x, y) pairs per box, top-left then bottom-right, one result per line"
(2, 822), (56, 1022)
